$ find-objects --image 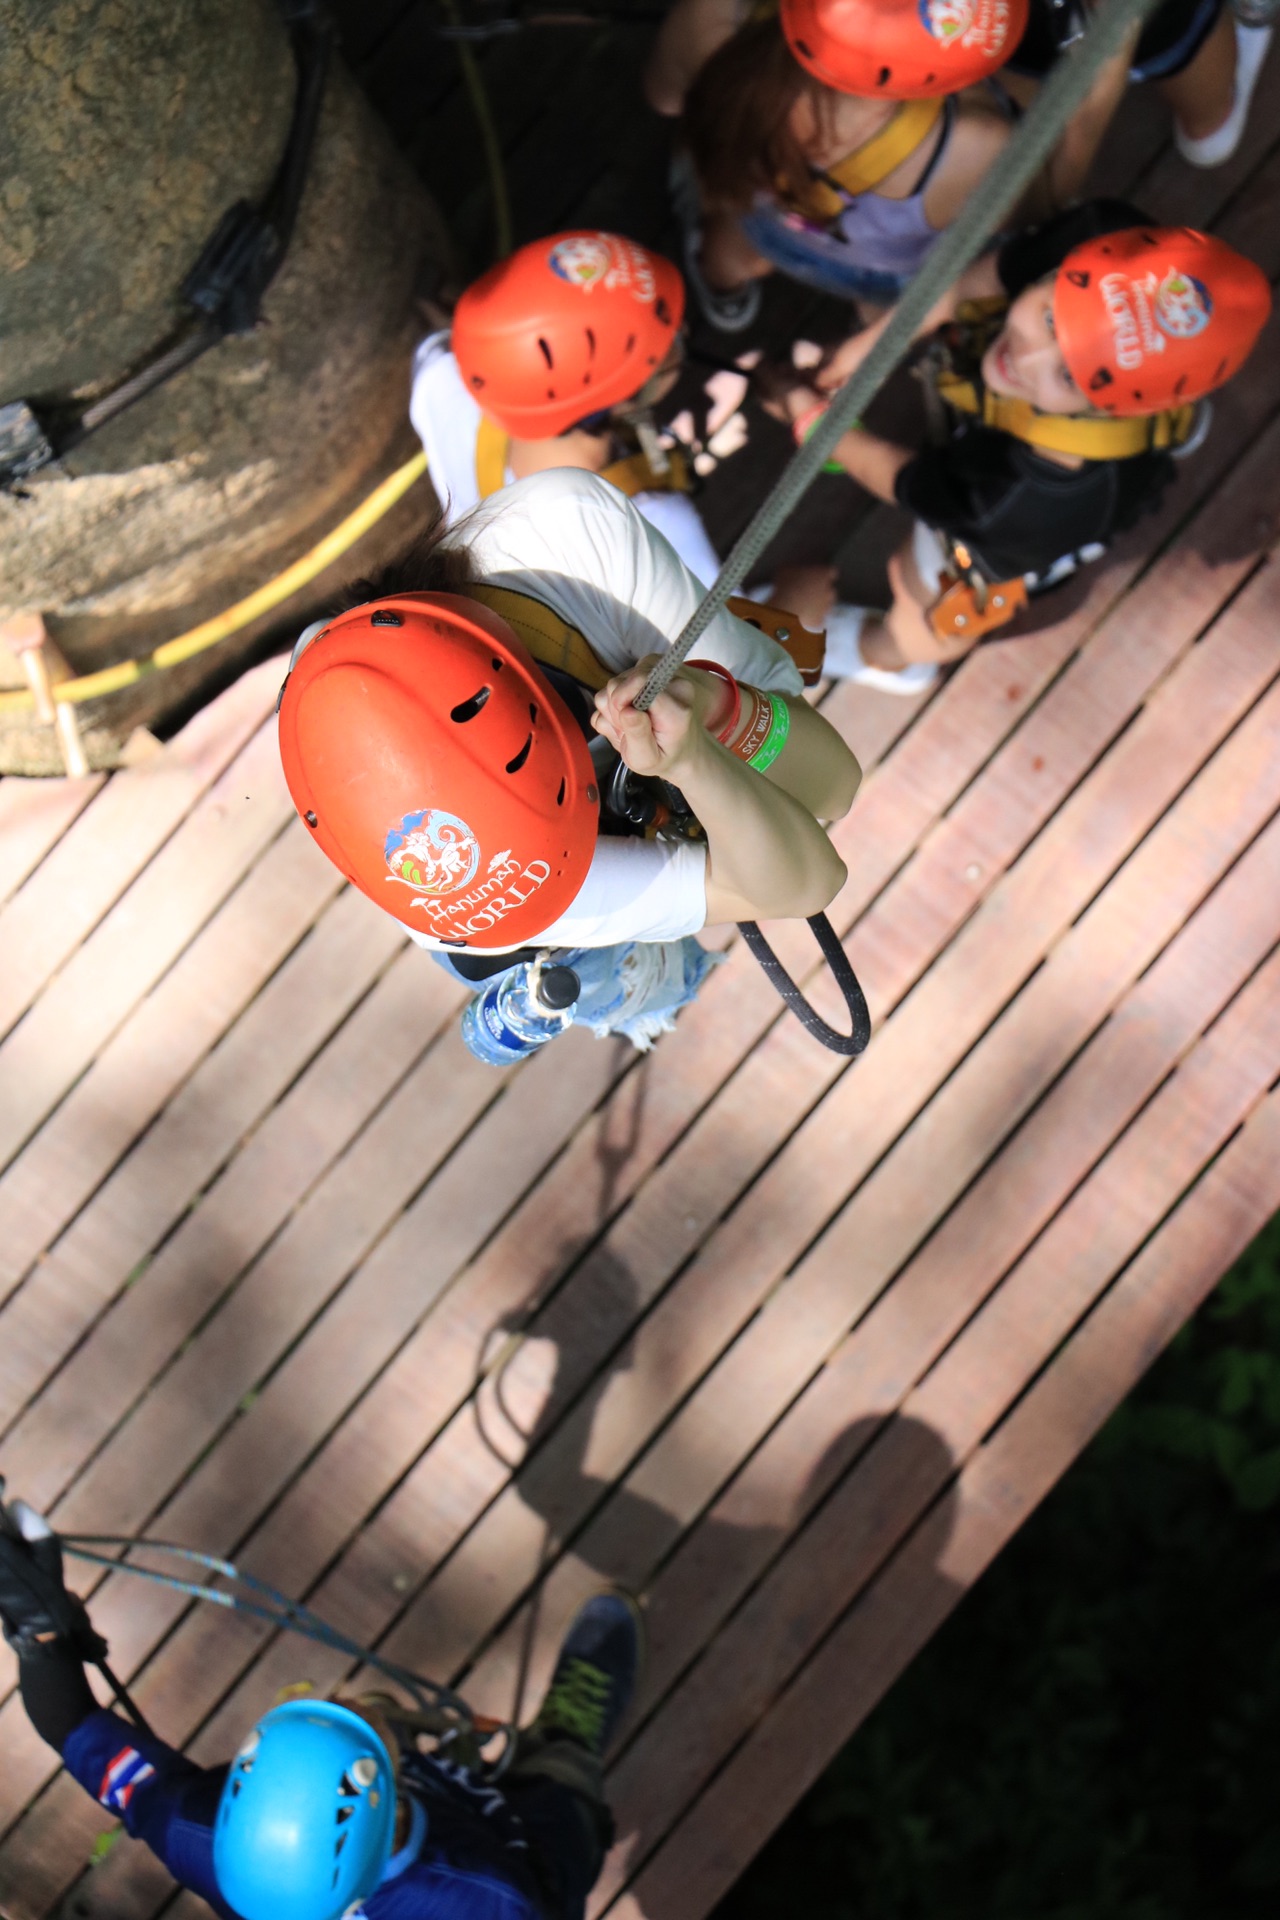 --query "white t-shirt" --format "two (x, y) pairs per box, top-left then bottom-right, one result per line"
(408, 332), (724, 587)
(401, 467), (803, 953)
